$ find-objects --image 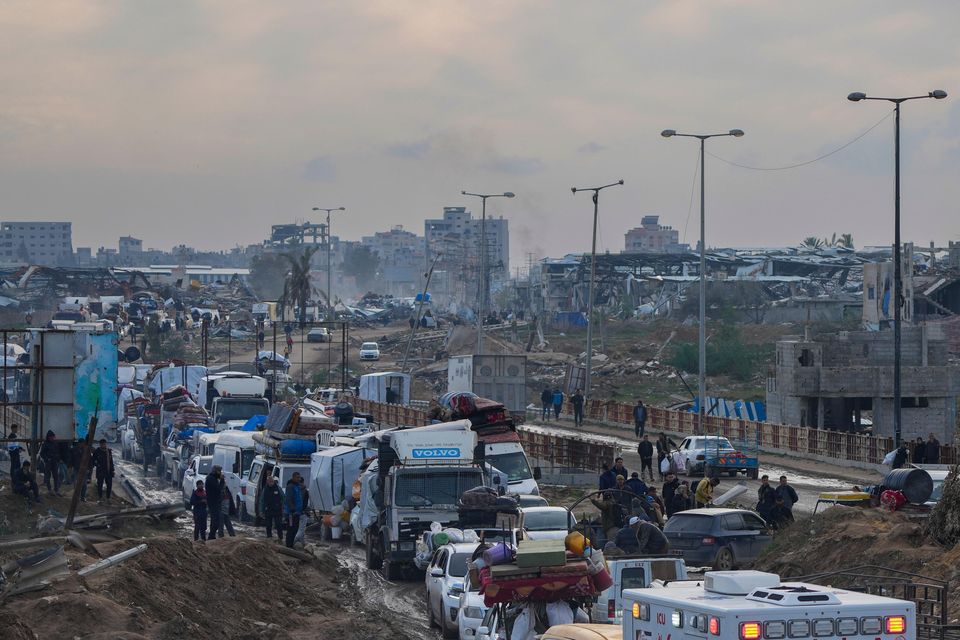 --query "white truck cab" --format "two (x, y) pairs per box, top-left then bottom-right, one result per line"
(624, 571), (915, 640)
(484, 440), (538, 496)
